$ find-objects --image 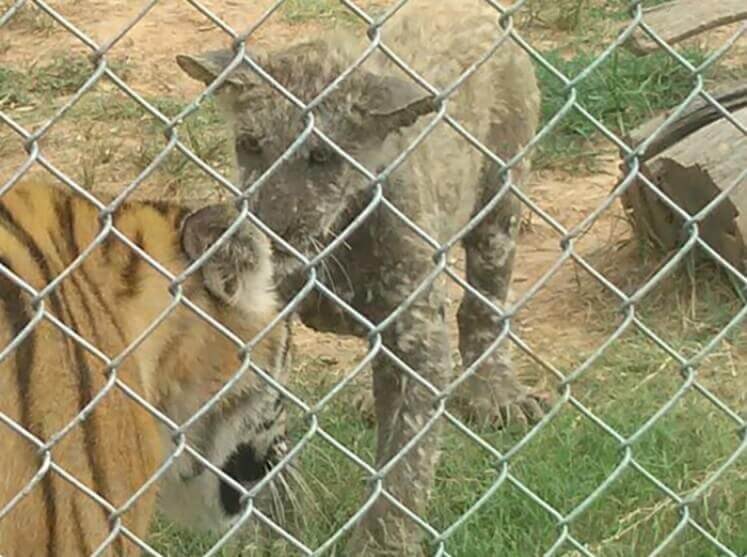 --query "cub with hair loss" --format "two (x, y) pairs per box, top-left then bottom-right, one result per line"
(178, 0), (545, 554)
